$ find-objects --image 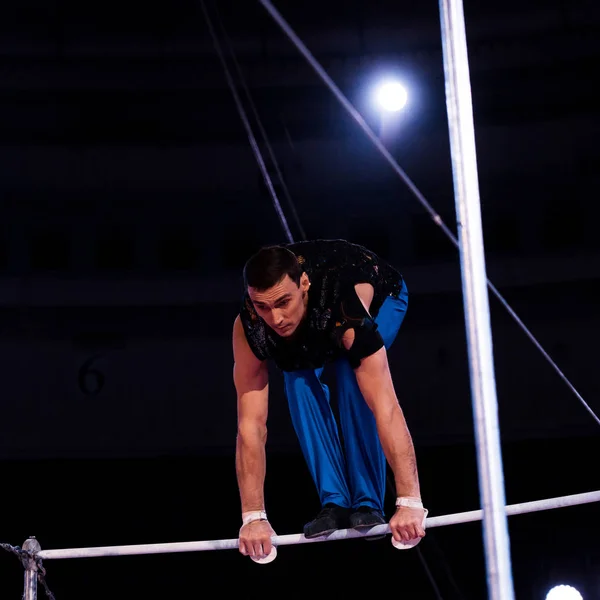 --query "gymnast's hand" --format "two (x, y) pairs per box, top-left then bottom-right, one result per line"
(239, 519), (276, 559)
(389, 506), (426, 545)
